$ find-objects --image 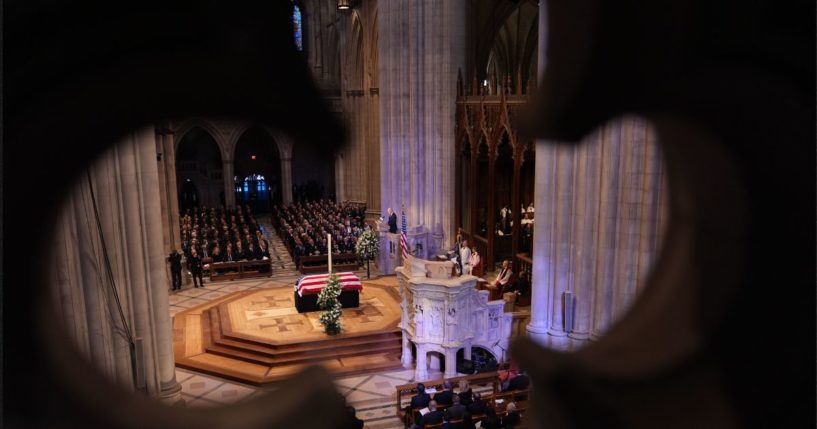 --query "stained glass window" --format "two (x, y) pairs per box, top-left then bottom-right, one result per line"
(293, 5), (303, 51)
